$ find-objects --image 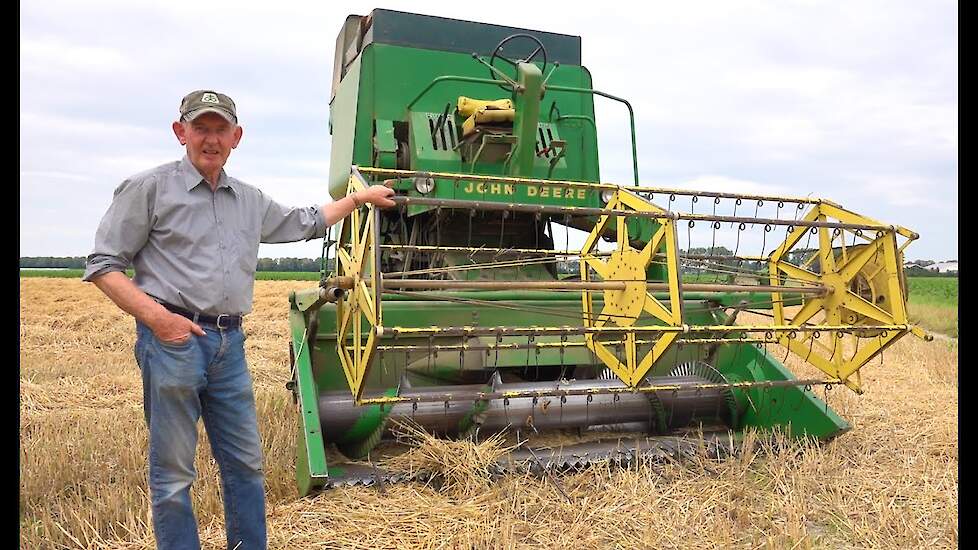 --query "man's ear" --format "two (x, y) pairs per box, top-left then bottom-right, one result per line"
(231, 125), (243, 149)
(172, 121), (187, 145)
